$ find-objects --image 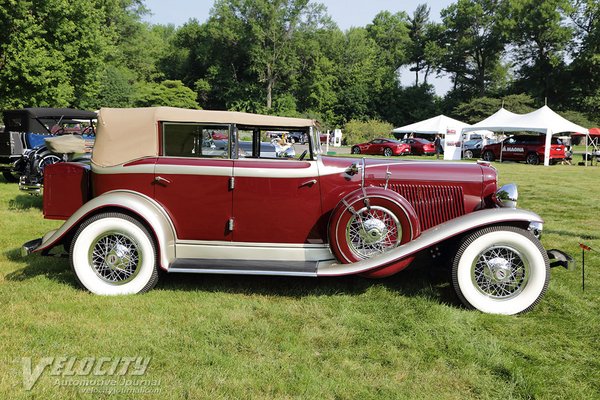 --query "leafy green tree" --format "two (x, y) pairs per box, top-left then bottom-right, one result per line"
(452, 93), (536, 123)
(437, 0), (510, 99)
(95, 65), (135, 108)
(508, 0), (573, 101)
(133, 80), (200, 108)
(407, 4), (432, 85)
(569, 0), (600, 119)
(343, 119), (394, 145)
